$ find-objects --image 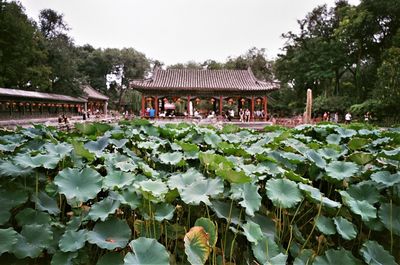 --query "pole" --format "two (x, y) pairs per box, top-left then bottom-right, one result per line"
(187, 95), (191, 117)
(141, 95), (145, 118)
(251, 96), (255, 122)
(219, 96), (223, 117)
(155, 96), (158, 118)
(263, 96), (267, 121)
